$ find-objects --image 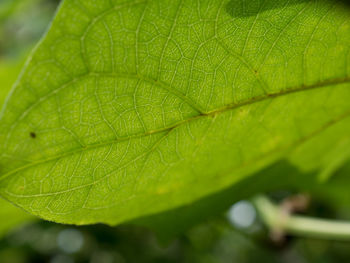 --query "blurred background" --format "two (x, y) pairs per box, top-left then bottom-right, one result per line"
(2, 1), (350, 262)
